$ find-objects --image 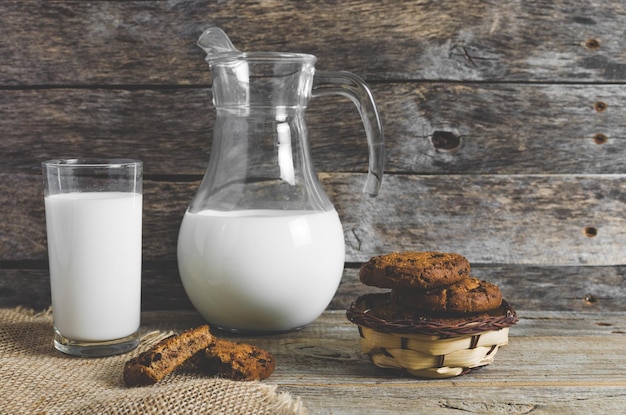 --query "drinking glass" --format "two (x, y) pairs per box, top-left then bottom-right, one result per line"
(42, 159), (143, 357)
